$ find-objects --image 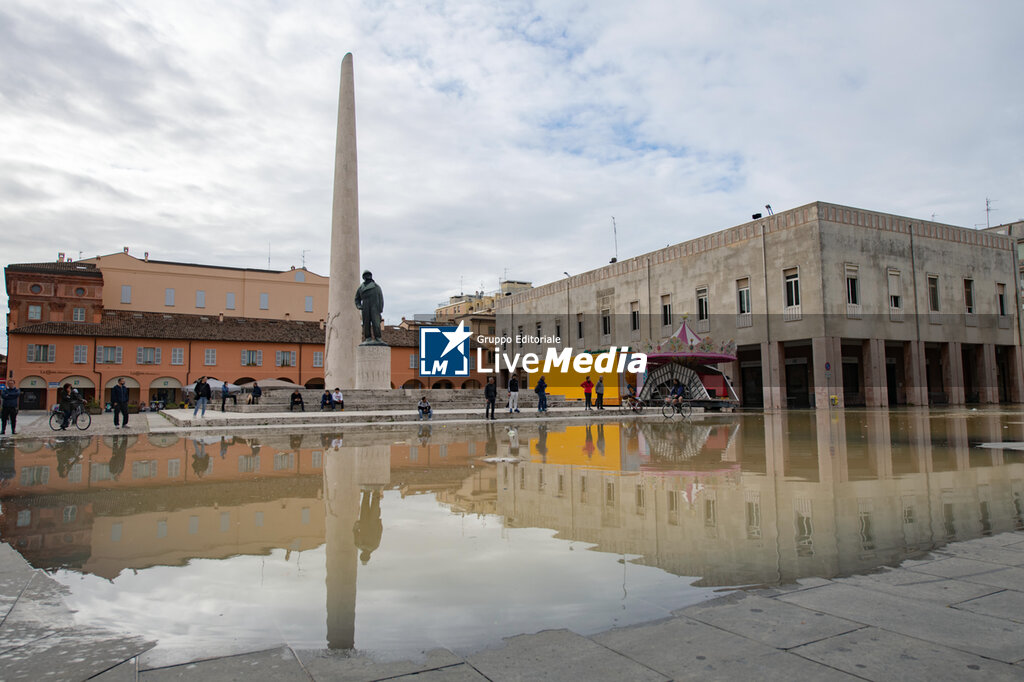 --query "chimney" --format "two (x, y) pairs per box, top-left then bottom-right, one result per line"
(284, 312), (291, 321)
(144, 252), (149, 261)
(123, 246), (129, 254)
(218, 312), (224, 322)
(319, 318), (325, 330)
(57, 252), (65, 262)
